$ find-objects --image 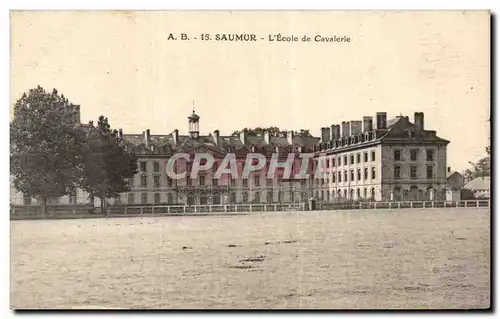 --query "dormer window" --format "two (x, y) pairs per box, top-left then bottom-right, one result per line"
(408, 130), (416, 138)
